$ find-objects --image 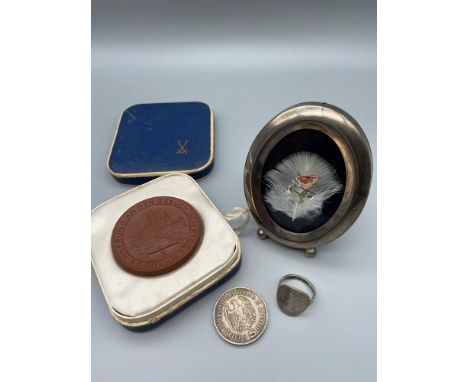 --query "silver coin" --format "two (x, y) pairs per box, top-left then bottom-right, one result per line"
(213, 287), (268, 345)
